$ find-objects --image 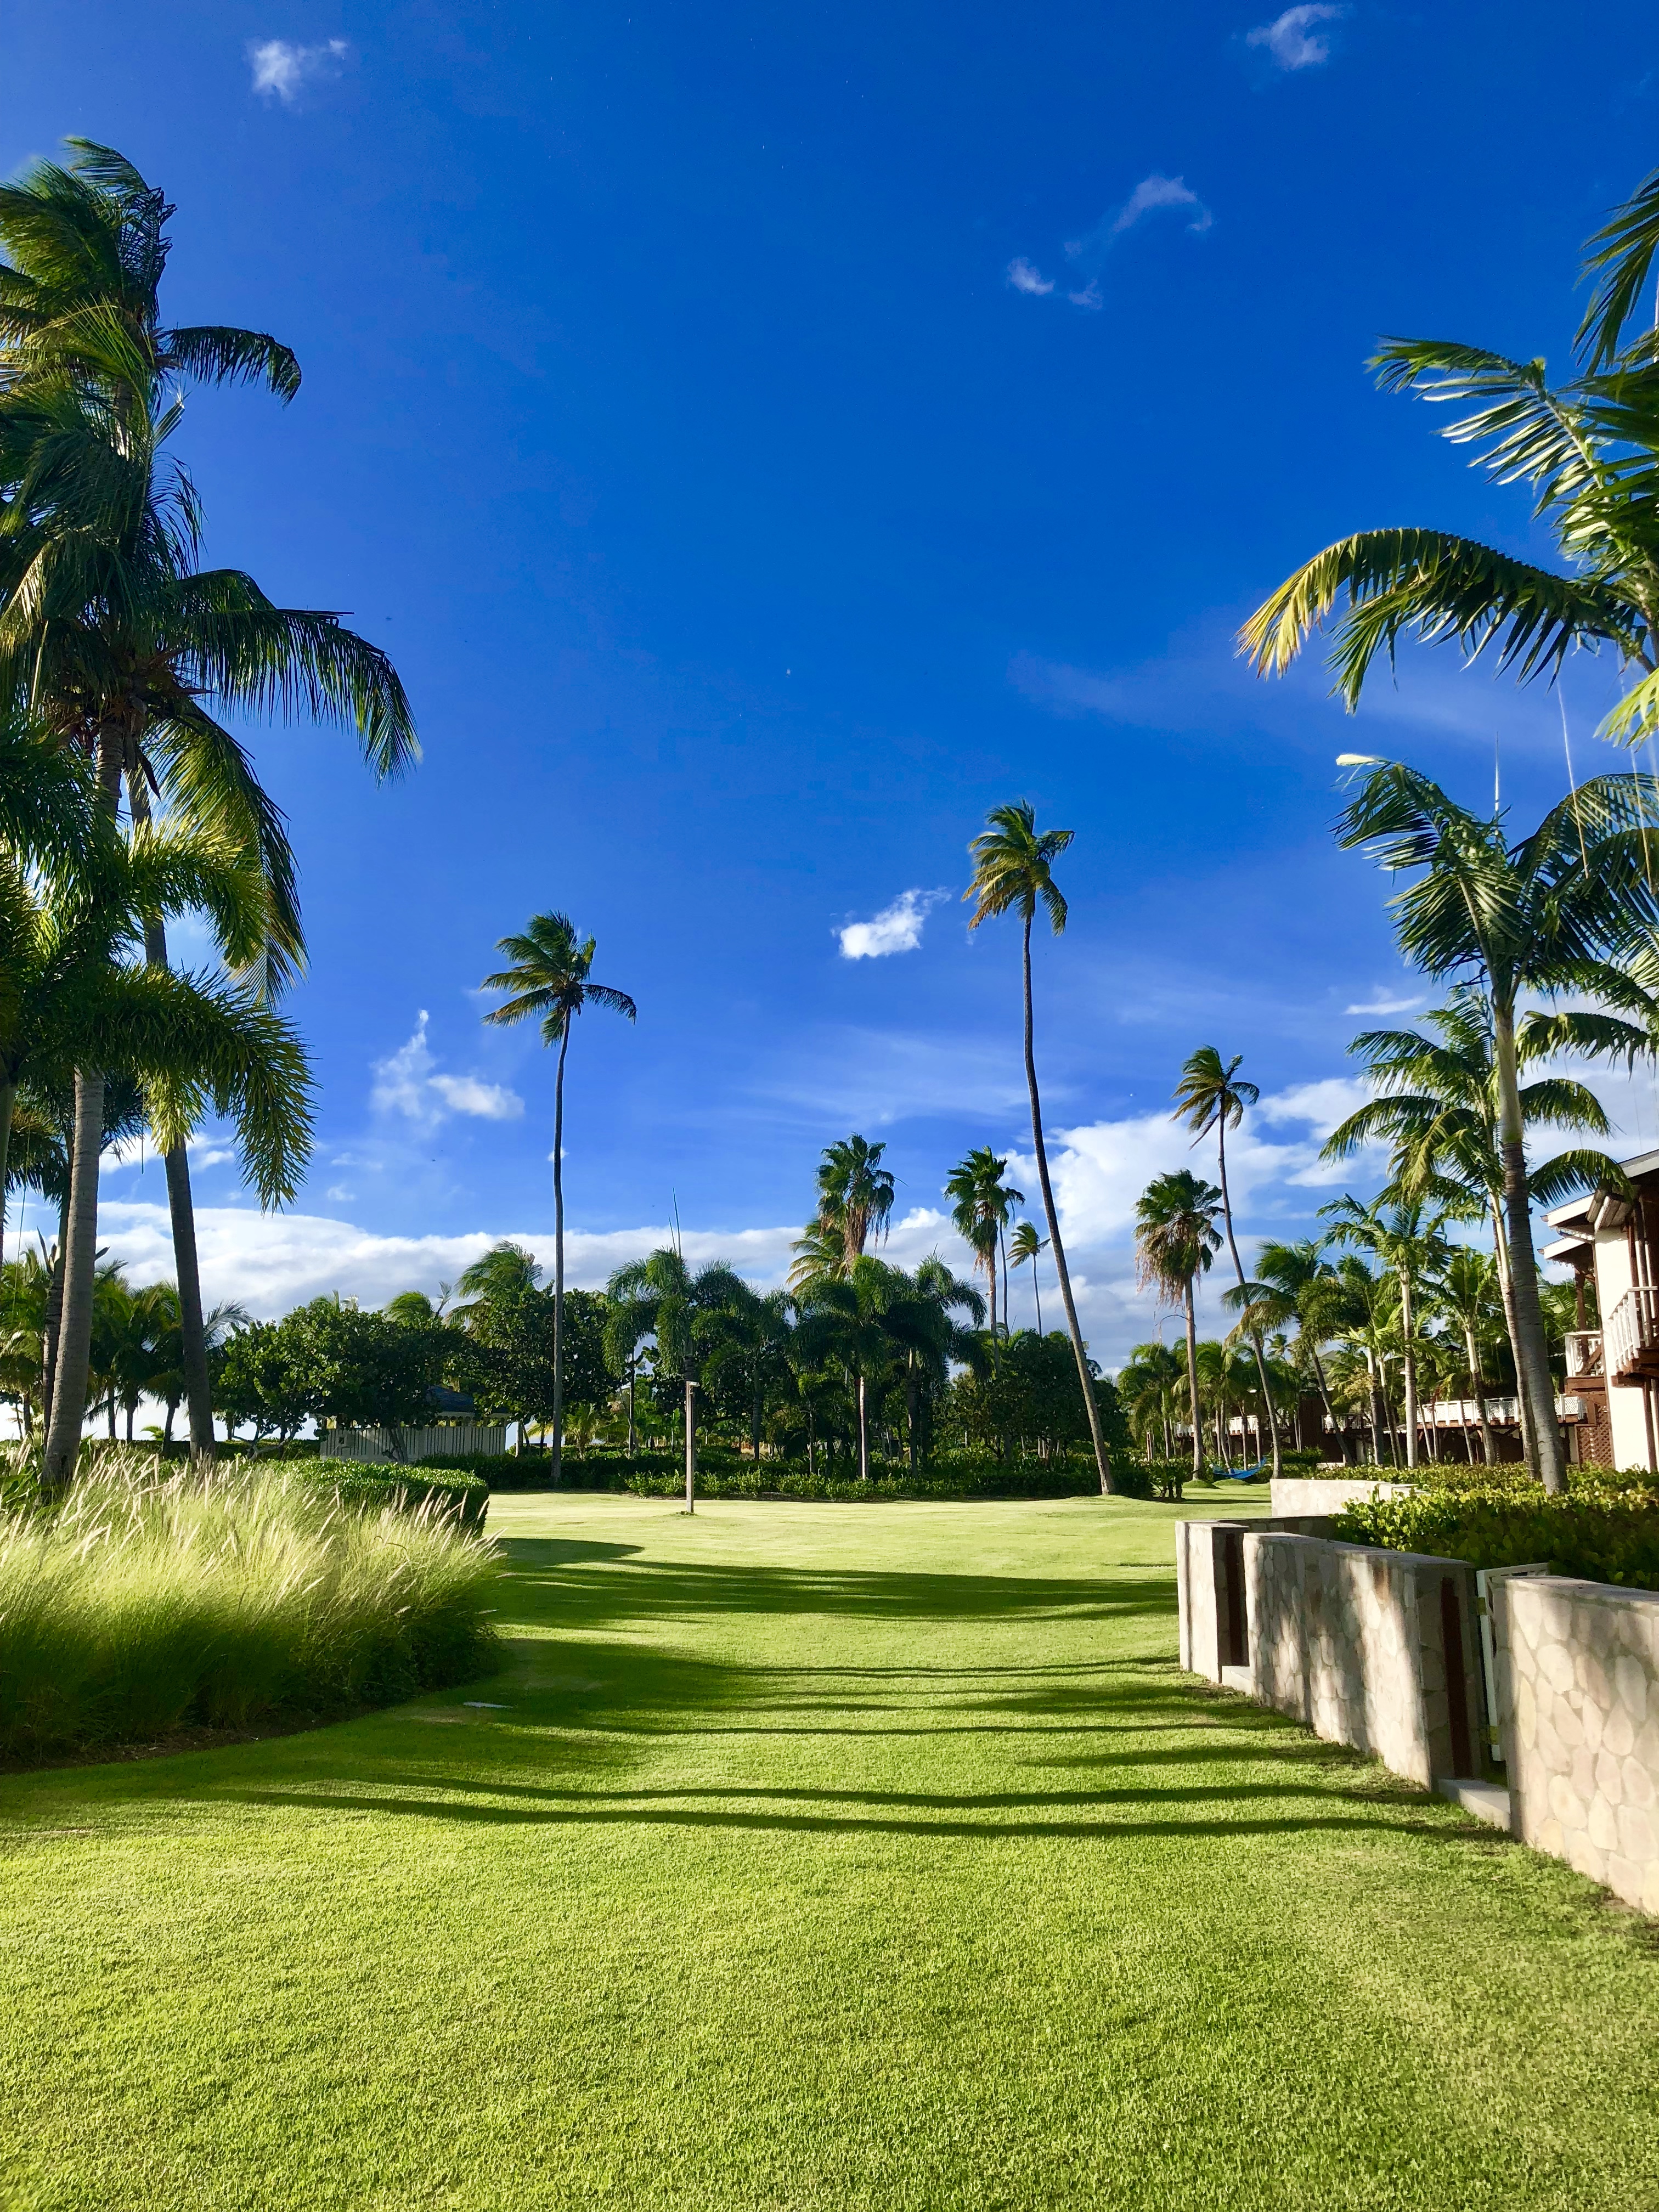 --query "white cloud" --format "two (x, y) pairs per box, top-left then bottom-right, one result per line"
(838, 889), (947, 961)
(1107, 174), (1211, 237)
(1007, 257), (1054, 297)
(1344, 992), (1425, 1016)
(370, 1012), (523, 1129)
(1067, 281), (1104, 312)
(1246, 4), (1345, 70)
(249, 37), (347, 103)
